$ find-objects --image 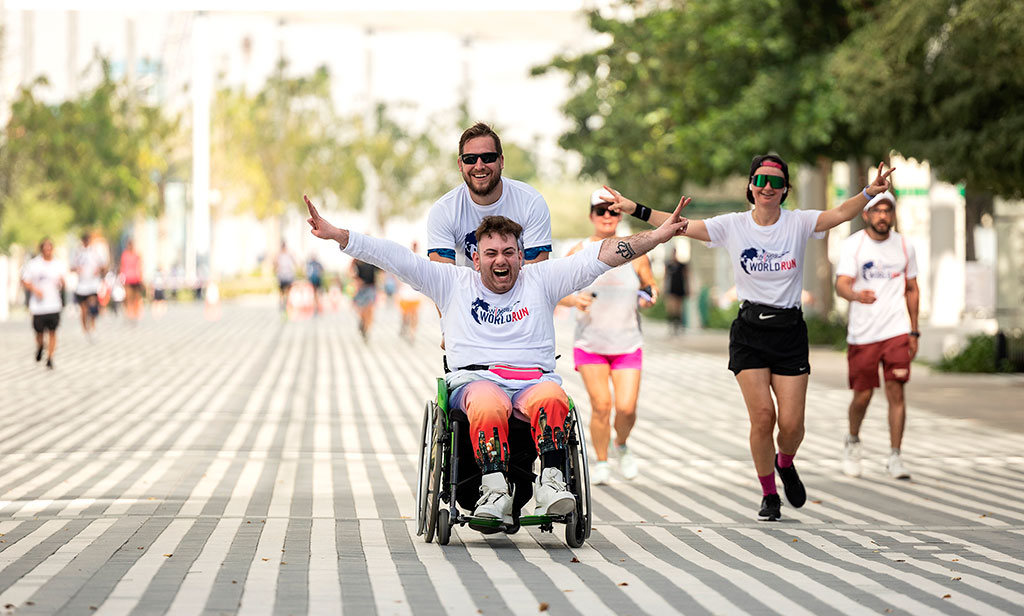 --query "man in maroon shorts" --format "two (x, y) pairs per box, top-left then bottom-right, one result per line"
(835, 191), (920, 480)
